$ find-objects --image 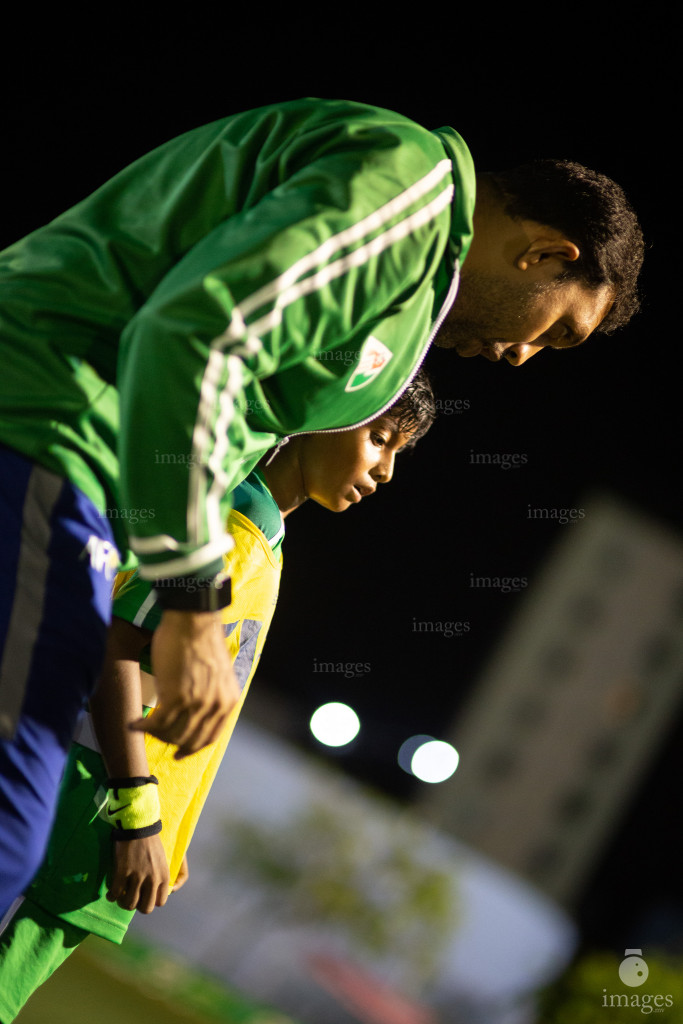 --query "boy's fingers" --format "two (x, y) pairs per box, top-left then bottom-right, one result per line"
(156, 880), (171, 907)
(115, 877), (141, 911)
(136, 879), (156, 915)
(106, 864), (126, 902)
(135, 873), (170, 913)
